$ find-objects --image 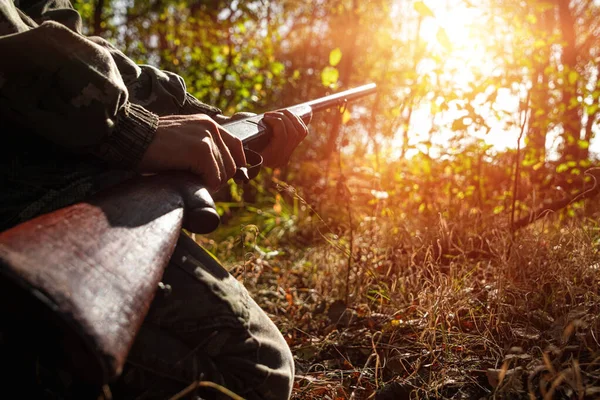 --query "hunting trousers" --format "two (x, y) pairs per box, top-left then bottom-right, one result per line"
(112, 233), (294, 400)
